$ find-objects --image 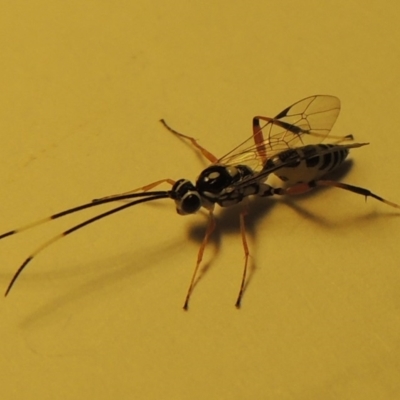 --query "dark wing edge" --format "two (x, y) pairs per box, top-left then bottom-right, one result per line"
(217, 95), (341, 171)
